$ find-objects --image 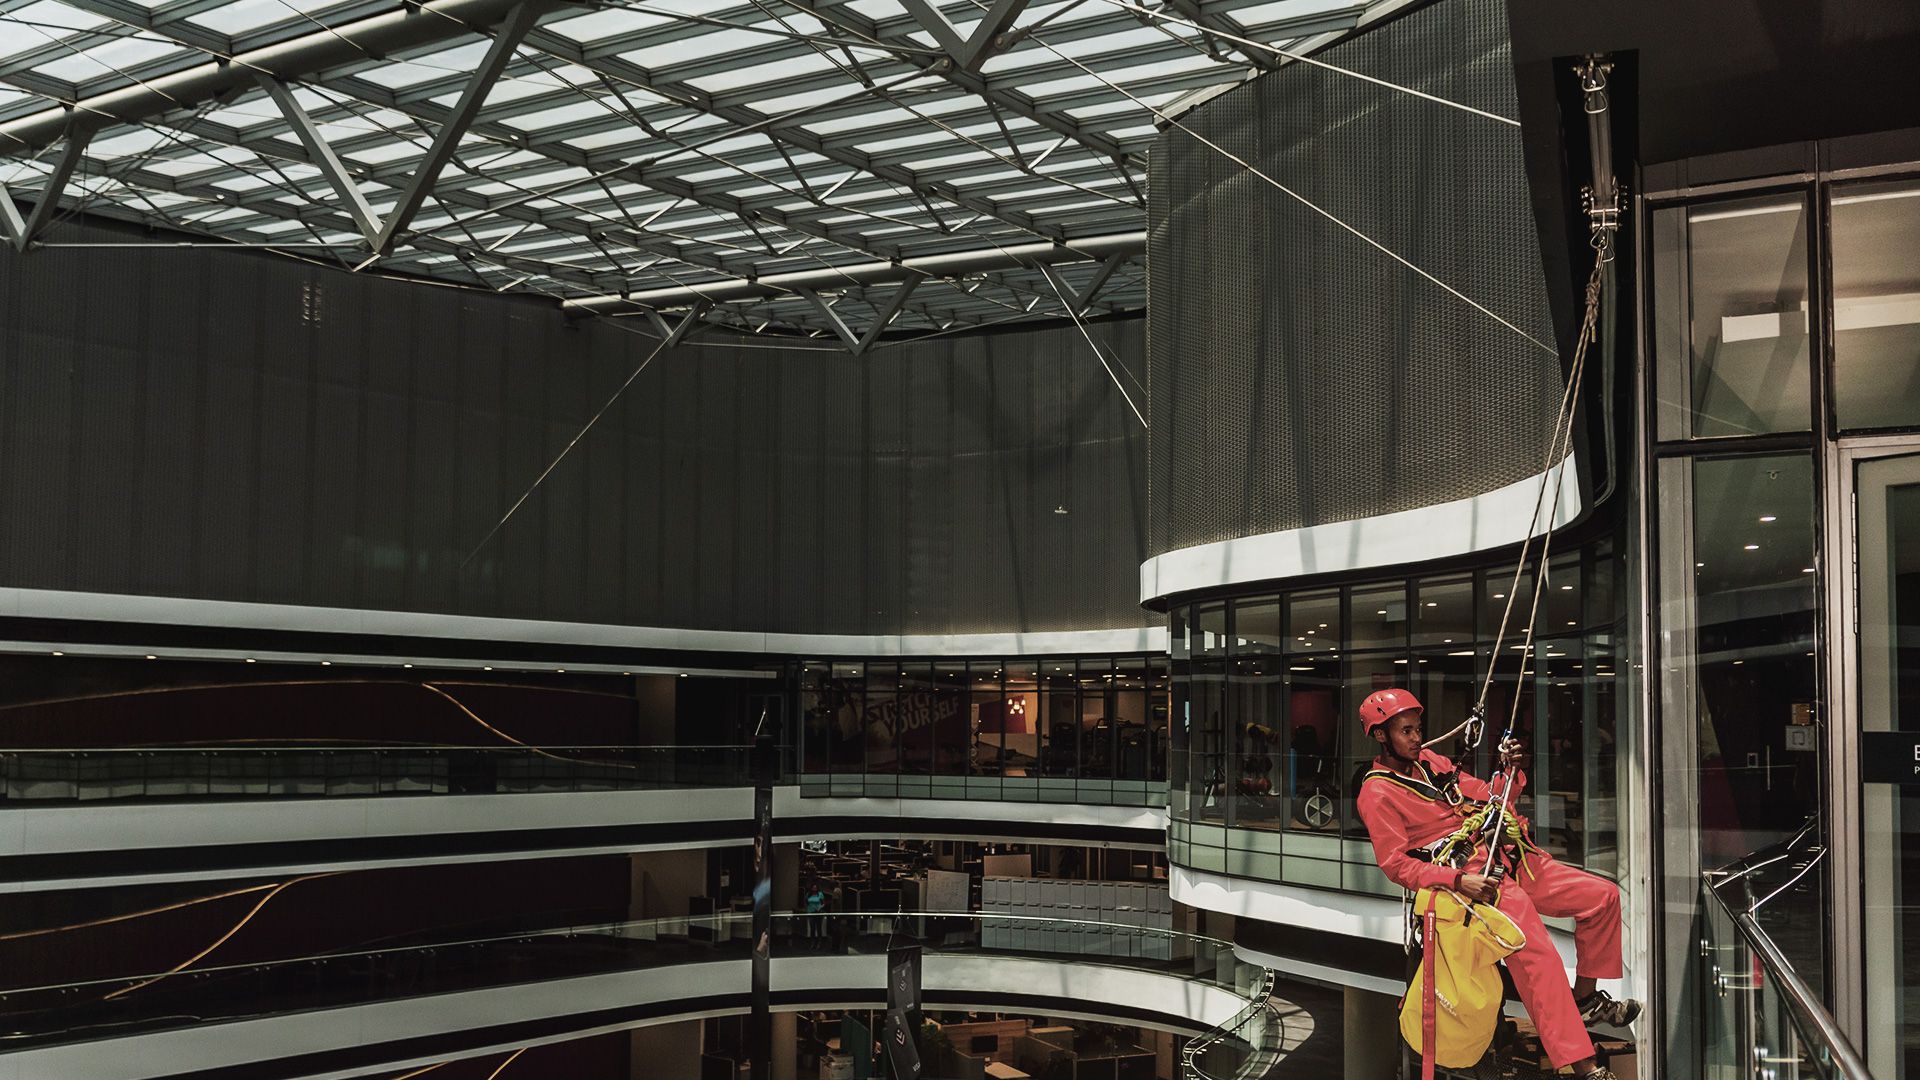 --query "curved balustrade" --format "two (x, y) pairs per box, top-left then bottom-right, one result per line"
(0, 910), (1298, 1077)
(1699, 819), (1871, 1079)
(0, 744), (760, 803)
